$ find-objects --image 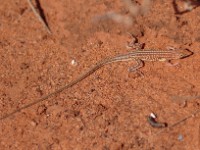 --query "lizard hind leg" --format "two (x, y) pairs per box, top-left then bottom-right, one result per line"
(126, 33), (145, 50)
(128, 59), (144, 76)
